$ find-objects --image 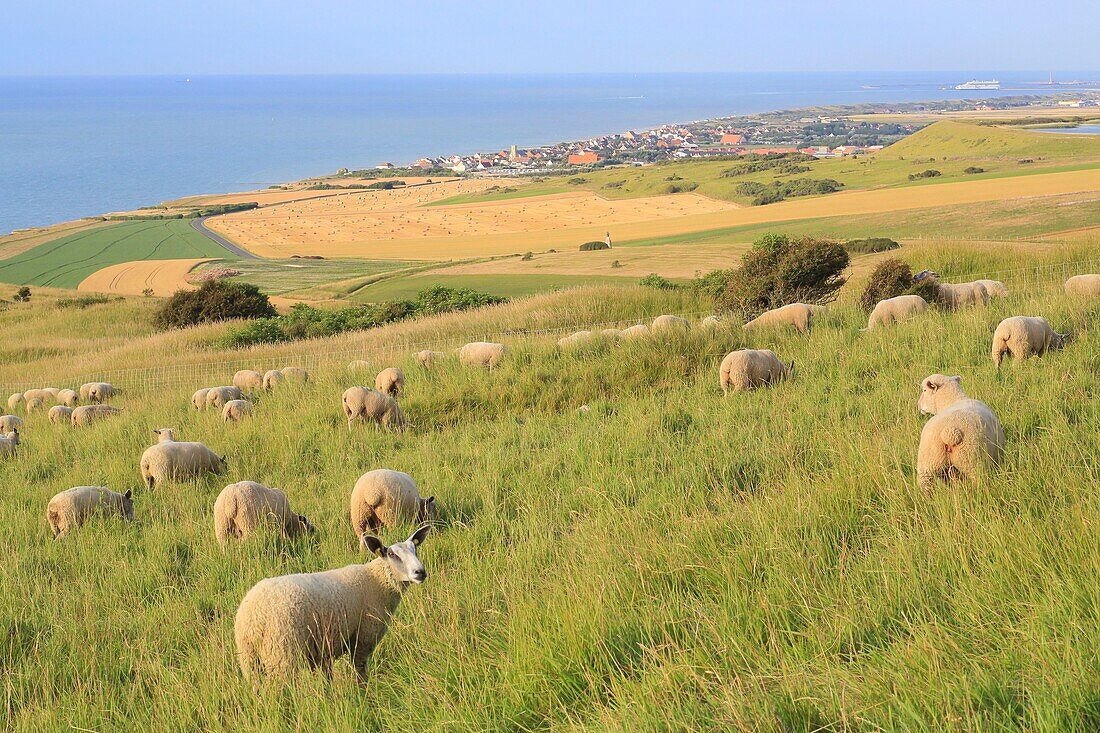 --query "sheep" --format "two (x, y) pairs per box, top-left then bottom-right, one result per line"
(350, 469), (436, 535)
(42, 387), (60, 400)
(205, 386), (242, 409)
(867, 295), (929, 330)
(916, 374), (1004, 490)
(233, 525), (431, 680)
(0, 430), (19, 457)
(263, 370), (284, 391)
(7, 393), (23, 412)
(456, 342), (506, 370)
(719, 349), (793, 395)
(743, 303), (826, 334)
(153, 427), (176, 443)
(48, 406), (73, 425)
(342, 387), (407, 431)
(0, 415), (23, 433)
(78, 383), (94, 401)
(233, 370), (264, 393)
(57, 388), (80, 407)
(621, 324), (650, 339)
(139, 430), (227, 489)
(414, 350), (446, 367)
(23, 388), (51, 404)
(47, 486), (134, 538)
(192, 388), (211, 410)
(914, 271), (989, 310)
(975, 279), (1009, 298)
(991, 316), (1066, 368)
(599, 328), (623, 339)
(374, 367), (405, 398)
(280, 366), (310, 382)
(699, 315), (722, 331)
(25, 397), (45, 413)
(71, 404), (122, 427)
(213, 481), (314, 547)
(557, 330), (594, 350)
(222, 399), (254, 422)
(1065, 274), (1100, 296)
(651, 314), (690, 334)
(83, 382), (117, 403)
